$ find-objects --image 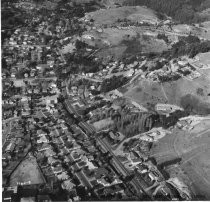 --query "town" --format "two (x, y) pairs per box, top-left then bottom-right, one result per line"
(2, 0), (210, 201)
